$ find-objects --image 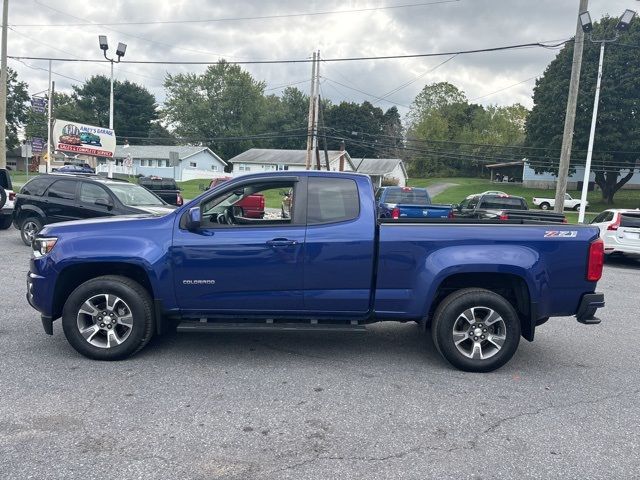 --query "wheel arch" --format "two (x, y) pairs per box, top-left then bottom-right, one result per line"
(426, 272), (536, 341)
(53, 262), (155, 321)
